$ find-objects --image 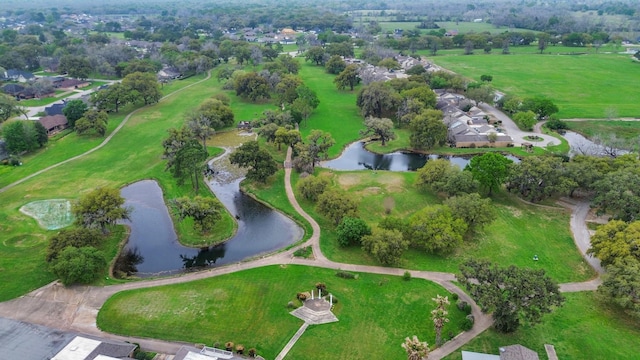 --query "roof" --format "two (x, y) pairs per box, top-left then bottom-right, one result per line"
(6, 69), (35, 79)
(58, 79), (89, 88)
(499, 345), (539, 360)
(0, 317), (76, 360)
(45, 103), (67, 116)
(2, 83), (25, 95)
(39, 115), (68, 130)
(52, 337), (101, 360)
(462, 351), (500, 360)
(174, 346), (244, 360)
